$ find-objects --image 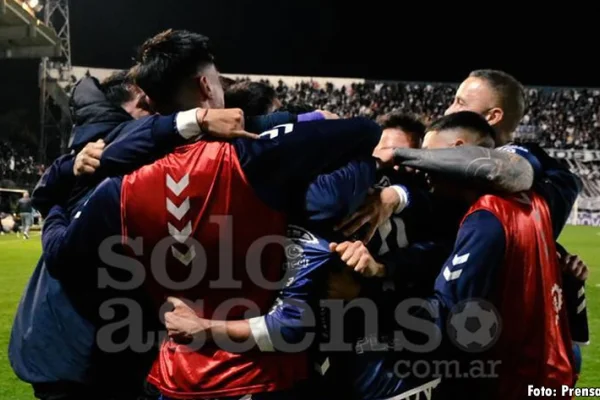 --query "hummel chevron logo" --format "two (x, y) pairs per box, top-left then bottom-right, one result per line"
(172, 246), (196, 266)
(452, 253), (470, 266)
(443, 266), (462, 282)
(166, 198), (190, 220)
(166, 173), (190, 196)
(168, 222), (192, 243)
